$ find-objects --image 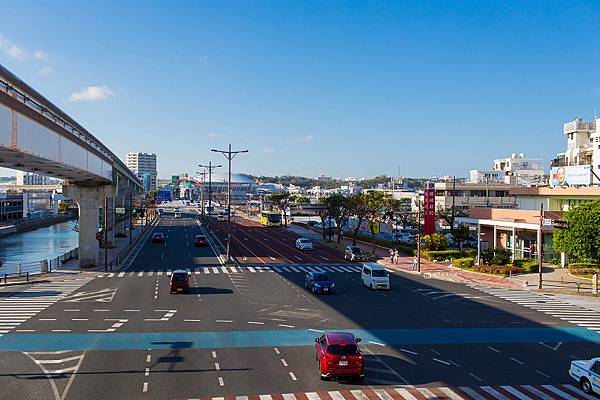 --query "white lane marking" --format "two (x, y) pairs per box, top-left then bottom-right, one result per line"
(328, 392), (345, 400)
(438, 387), (467, 400)
(143, 382), (148, 392)
(278, 324), (295, 328)
(51, 329), (71, 332)
(369, 340), (385, 346)
(212, 351), (217, 358)
(146, 355), (151, 363)
(63, 309), (79, 312)
(248, 321), (264, 325)
(535, 369), (551, 379)
(184, 319), (202, 322)
(468, 373), (483, 382)
(215, 362), (220, 371)
(400, 348), (419, 355)
(510, 357), (525, 365)
(218, 377), (224, 386)
(125, 309), (141, 312)
(288, 372), (297, 381)
(118, 272), (125, 277)
(488, 346), (501, 353)
(432, 357), (451, 365)
(274, 347), (280, 354)
(281, 358), (288, 367)
(216, 320), (233, 323)
(481, 386), (511, 400)
(308, 328), (324, 333)
(39, 318), (57, 321)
